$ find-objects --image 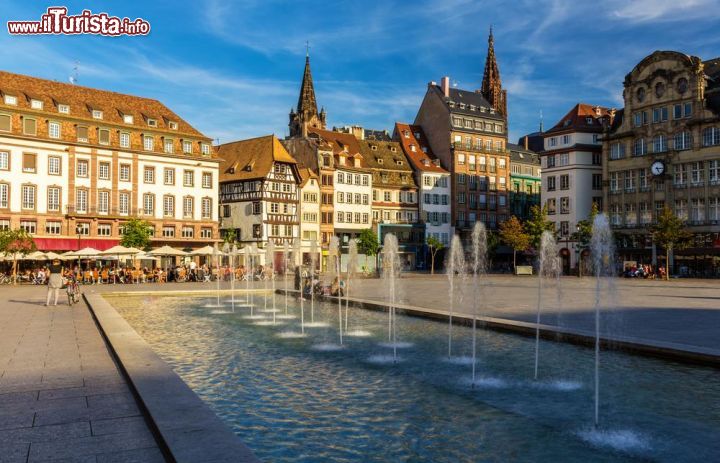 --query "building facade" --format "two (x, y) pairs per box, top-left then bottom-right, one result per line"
(394, 123), (451, 246)
(541, 103), (611, 272)
(603, 51), (720, 277)
(414, 30), (510, 239)
(508, 140), (541, 222)
(218, 136), (300, 264)
(298, 167), (320, 250)
(0, 71), (218, 251)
